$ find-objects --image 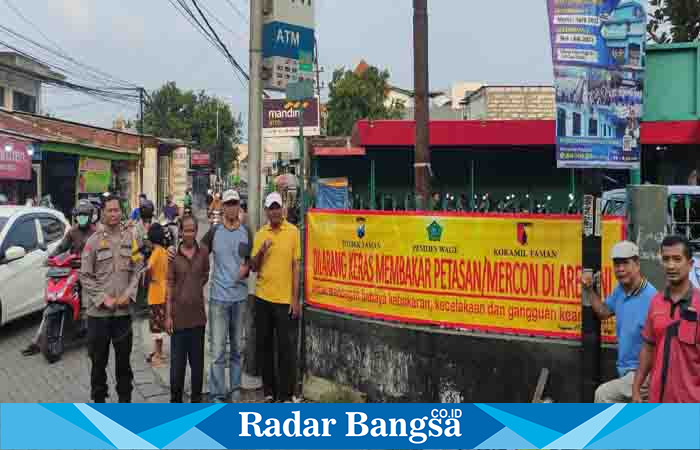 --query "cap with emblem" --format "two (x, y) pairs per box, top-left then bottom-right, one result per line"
(265, 192), (283, 208)
(222, 189), (240, 203)
(611, 241), (639, 260)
